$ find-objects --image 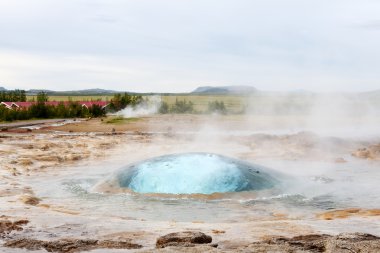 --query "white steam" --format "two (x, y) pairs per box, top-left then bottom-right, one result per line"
(116, 95), (162, 118)
(244, 92), (380, 138)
